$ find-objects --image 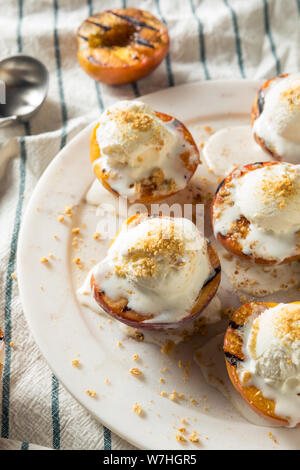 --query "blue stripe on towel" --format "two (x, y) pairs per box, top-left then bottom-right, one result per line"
(154, 0), (175, 86)
(262, 0), (281, 75)
(51, 375), (60, 449)
(1, 137), (27, 438)
(87, 0), (105, 111)
(131, 81), (140, 97)
(189, 0), (210, 80)
(223, 0), (245, 78)
(54, 0), (68, 149)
